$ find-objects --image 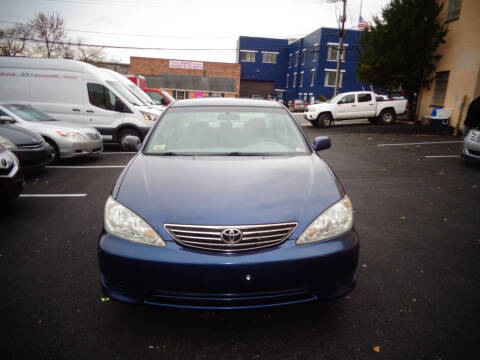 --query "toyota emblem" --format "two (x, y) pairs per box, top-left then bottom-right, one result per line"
(221, 228), (243, 244)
